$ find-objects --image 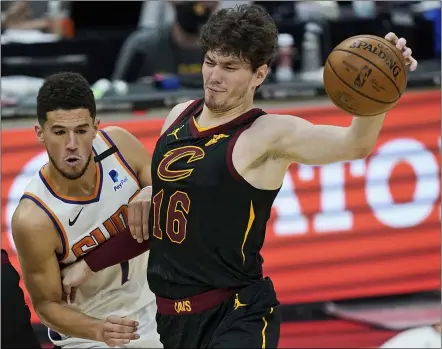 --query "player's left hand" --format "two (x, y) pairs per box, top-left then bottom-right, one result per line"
(384, 32), (418, 71)
(61, 259), (94, 303)
(100, 316), (139, 347)
(128, 186), (152, 243)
